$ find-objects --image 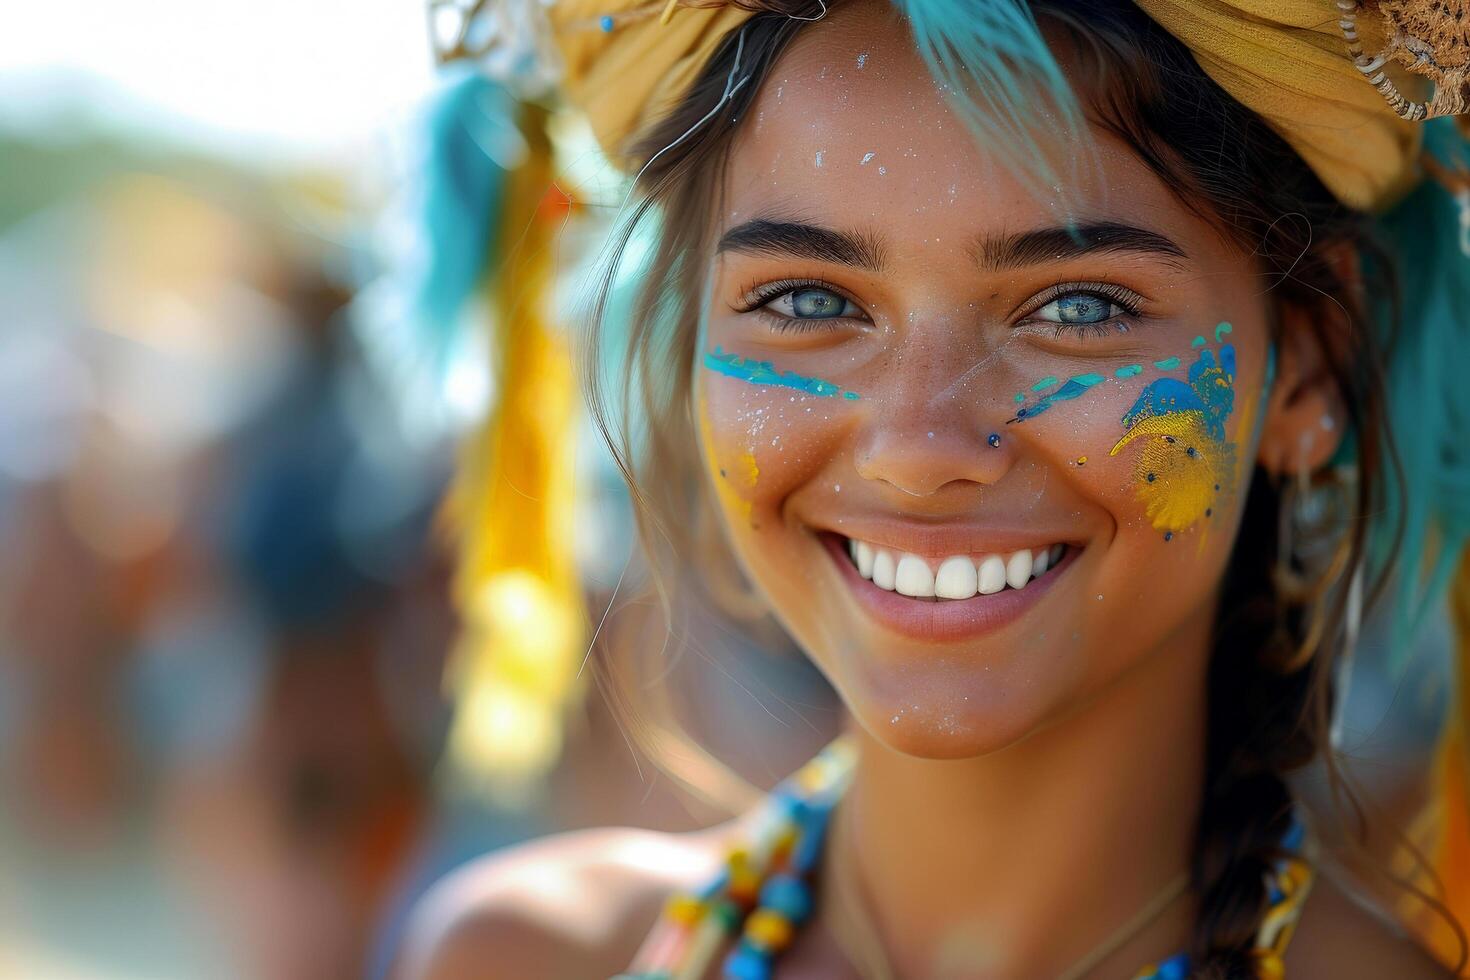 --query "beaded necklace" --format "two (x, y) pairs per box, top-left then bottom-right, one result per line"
(615, 737), (1315, 980)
